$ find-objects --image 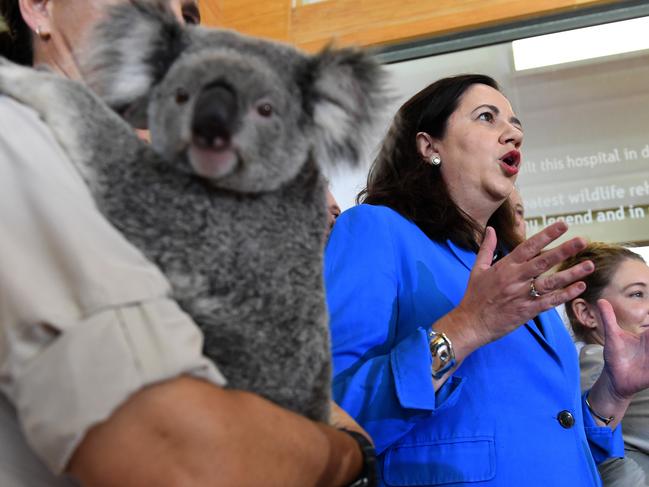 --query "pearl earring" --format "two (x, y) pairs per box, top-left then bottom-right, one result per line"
(36, 26), (51, 41)
(430, 155), (441, 166)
